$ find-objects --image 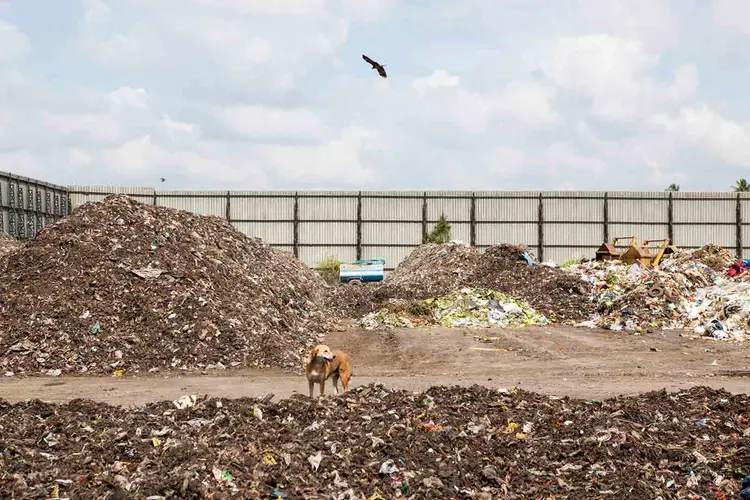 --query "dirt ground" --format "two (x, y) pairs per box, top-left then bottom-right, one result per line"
(1, 325), (749, 405)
